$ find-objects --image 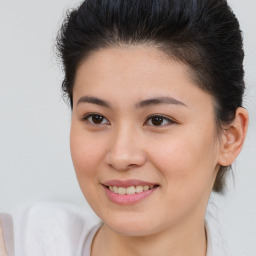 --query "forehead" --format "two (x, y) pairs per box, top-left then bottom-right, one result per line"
(73, 46), (214, 111)
(75, 46), (191, 85)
